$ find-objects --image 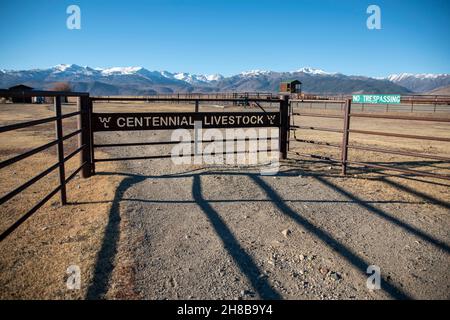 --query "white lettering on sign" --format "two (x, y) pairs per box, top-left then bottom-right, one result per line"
(93, 112), (280, 131)
(111, 115), (270, 128)
(117, 118), (125, 127)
